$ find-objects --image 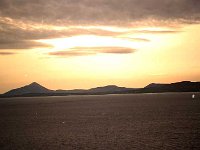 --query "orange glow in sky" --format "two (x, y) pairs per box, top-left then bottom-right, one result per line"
(1, 0), (200, 93)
